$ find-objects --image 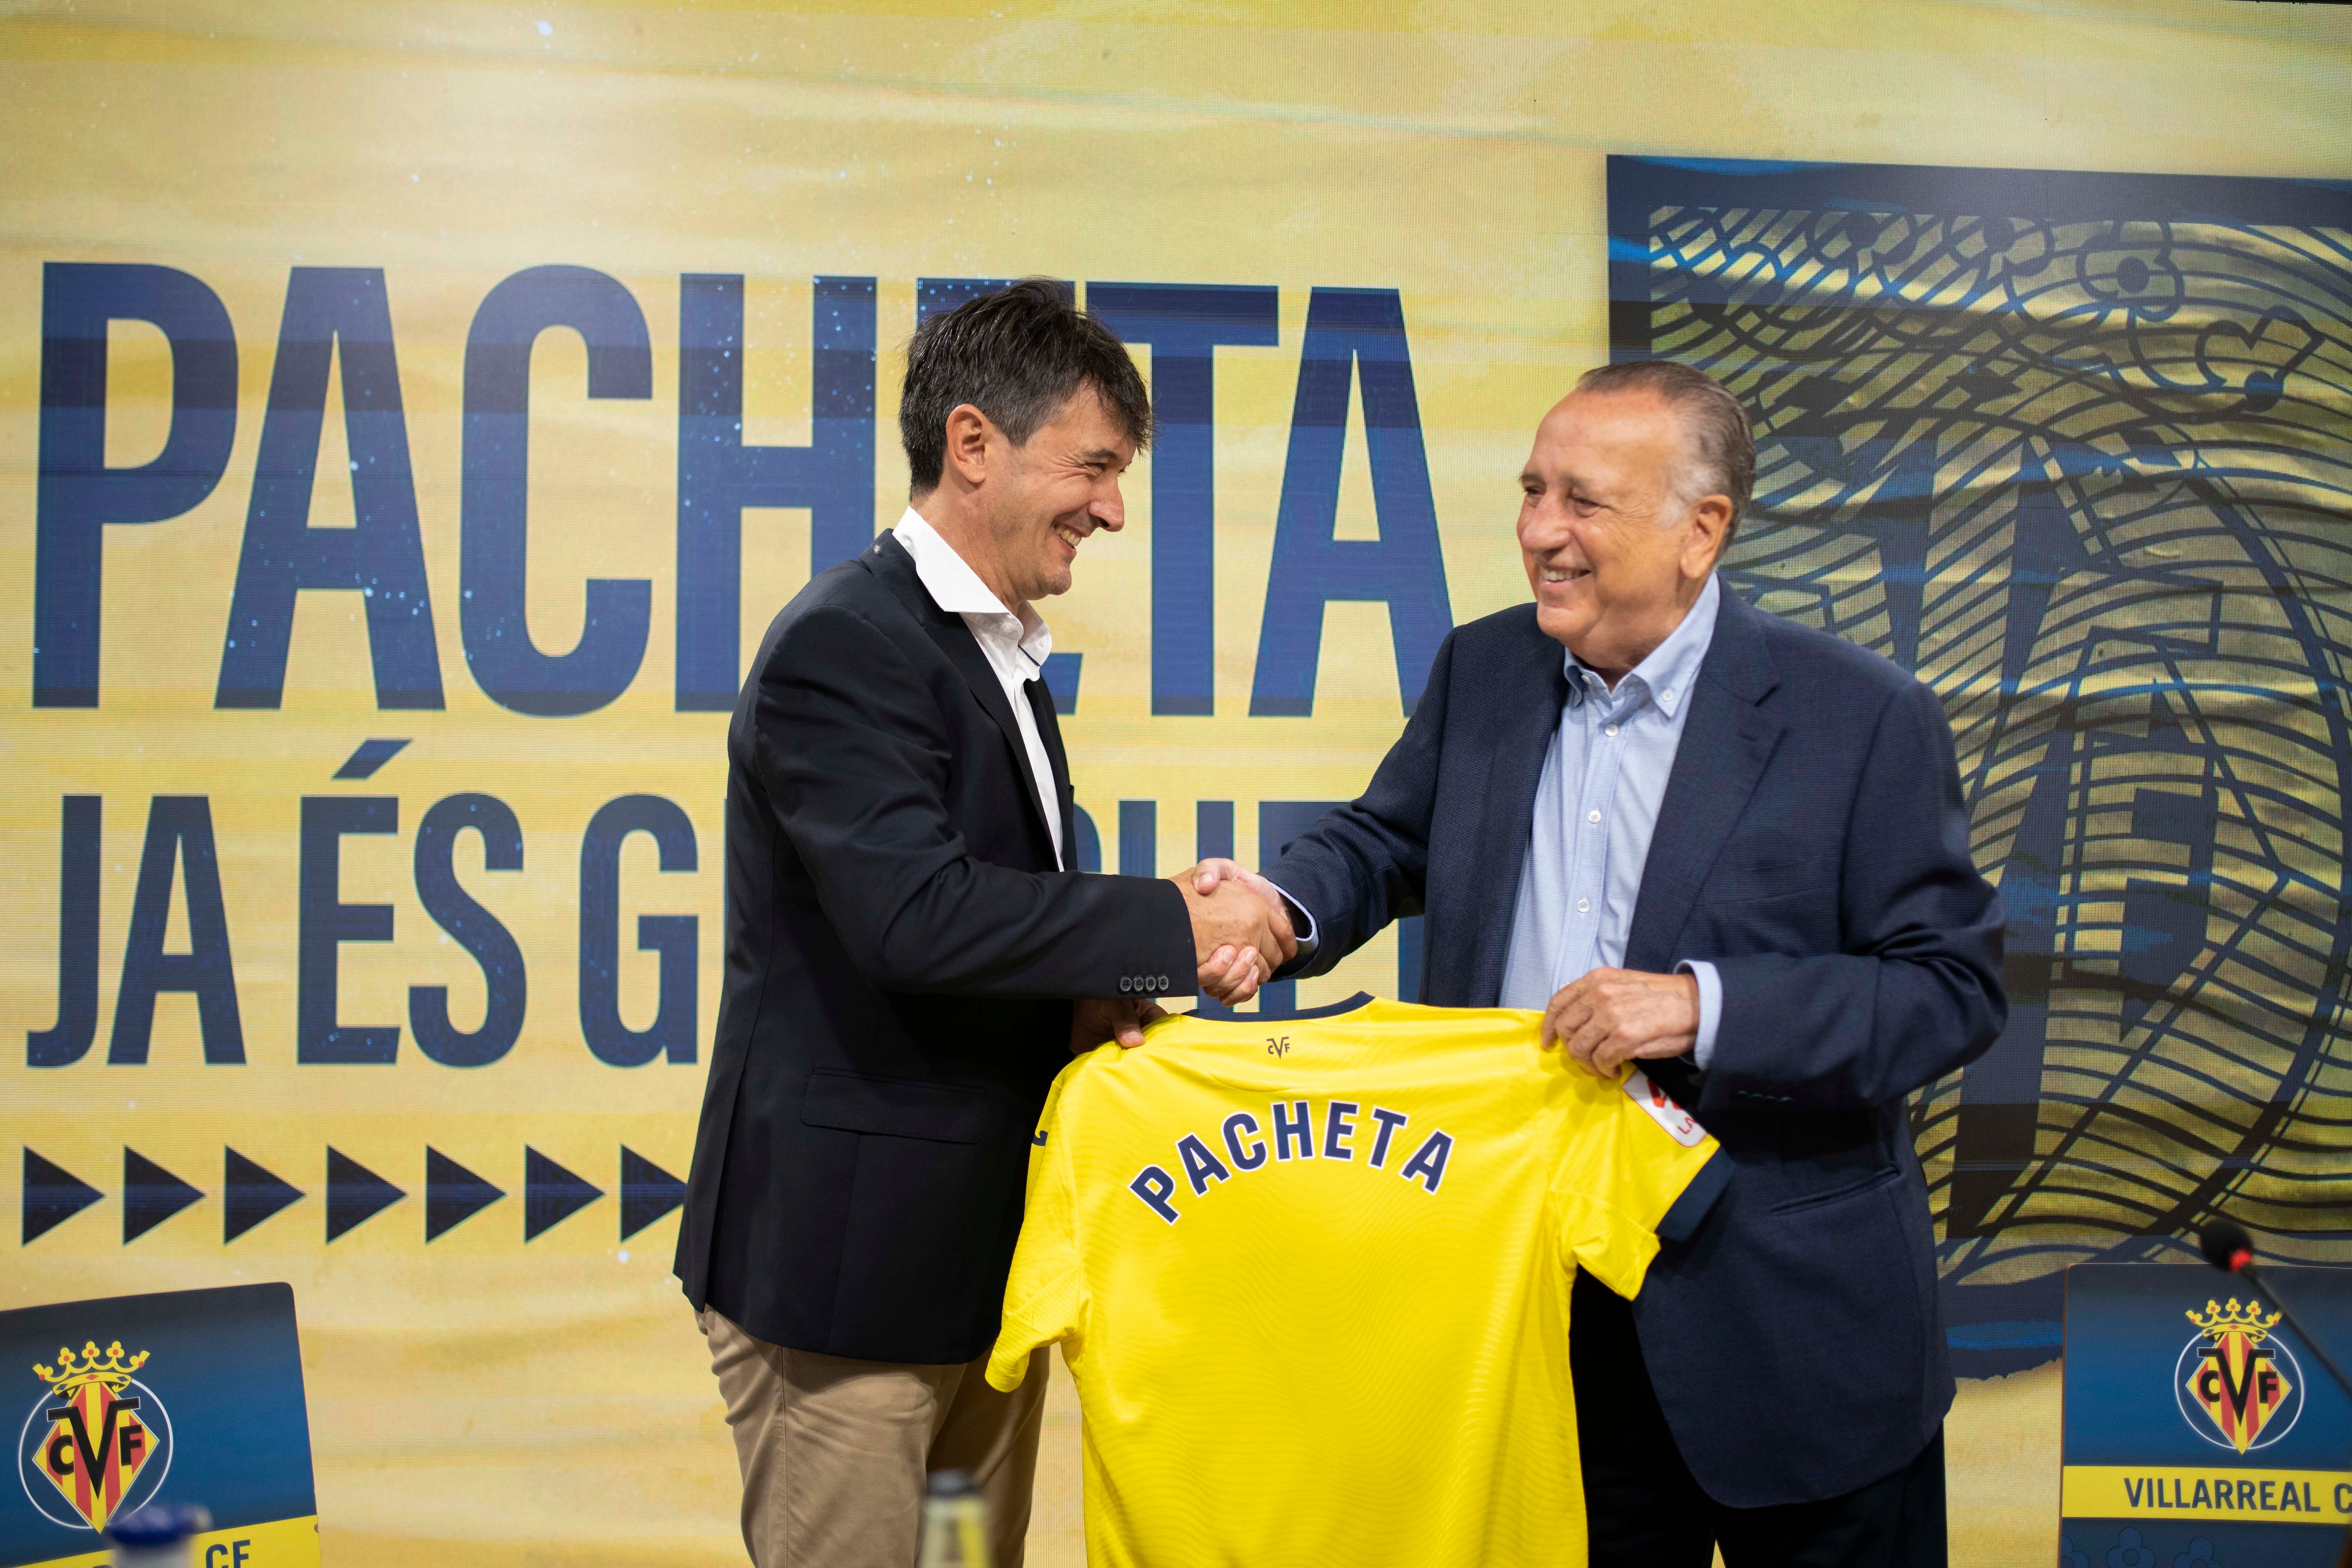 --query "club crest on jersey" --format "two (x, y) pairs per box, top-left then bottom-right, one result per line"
(2175, 1297), (2302, 1453)
(1128, 1099), (1454, 1224)
(21, 1338), (174, 1532)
